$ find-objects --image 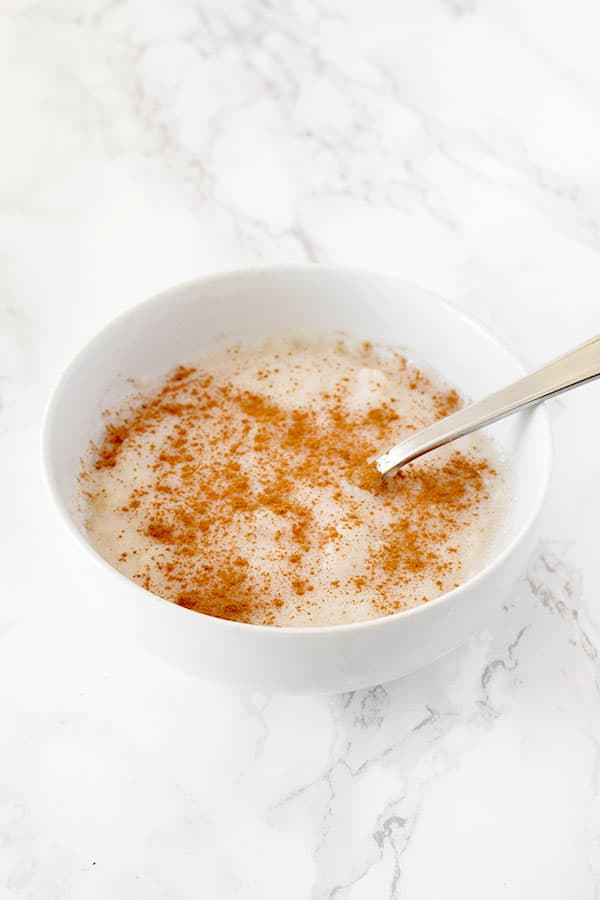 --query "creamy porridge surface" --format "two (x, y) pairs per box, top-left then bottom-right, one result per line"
(81, 335), (508, 626)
